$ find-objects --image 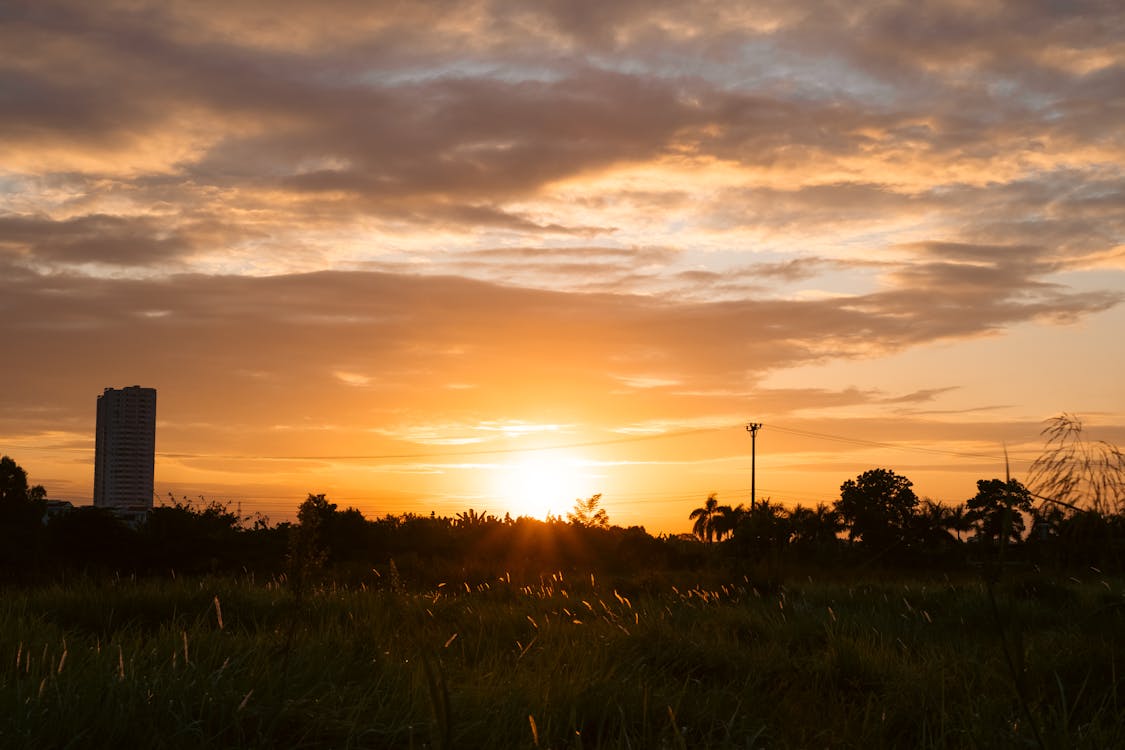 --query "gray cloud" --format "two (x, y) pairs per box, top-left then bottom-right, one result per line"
(1, 263), (1113, 423)
(3, 0), (1122, 242)
(0, 214), (192, 266)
